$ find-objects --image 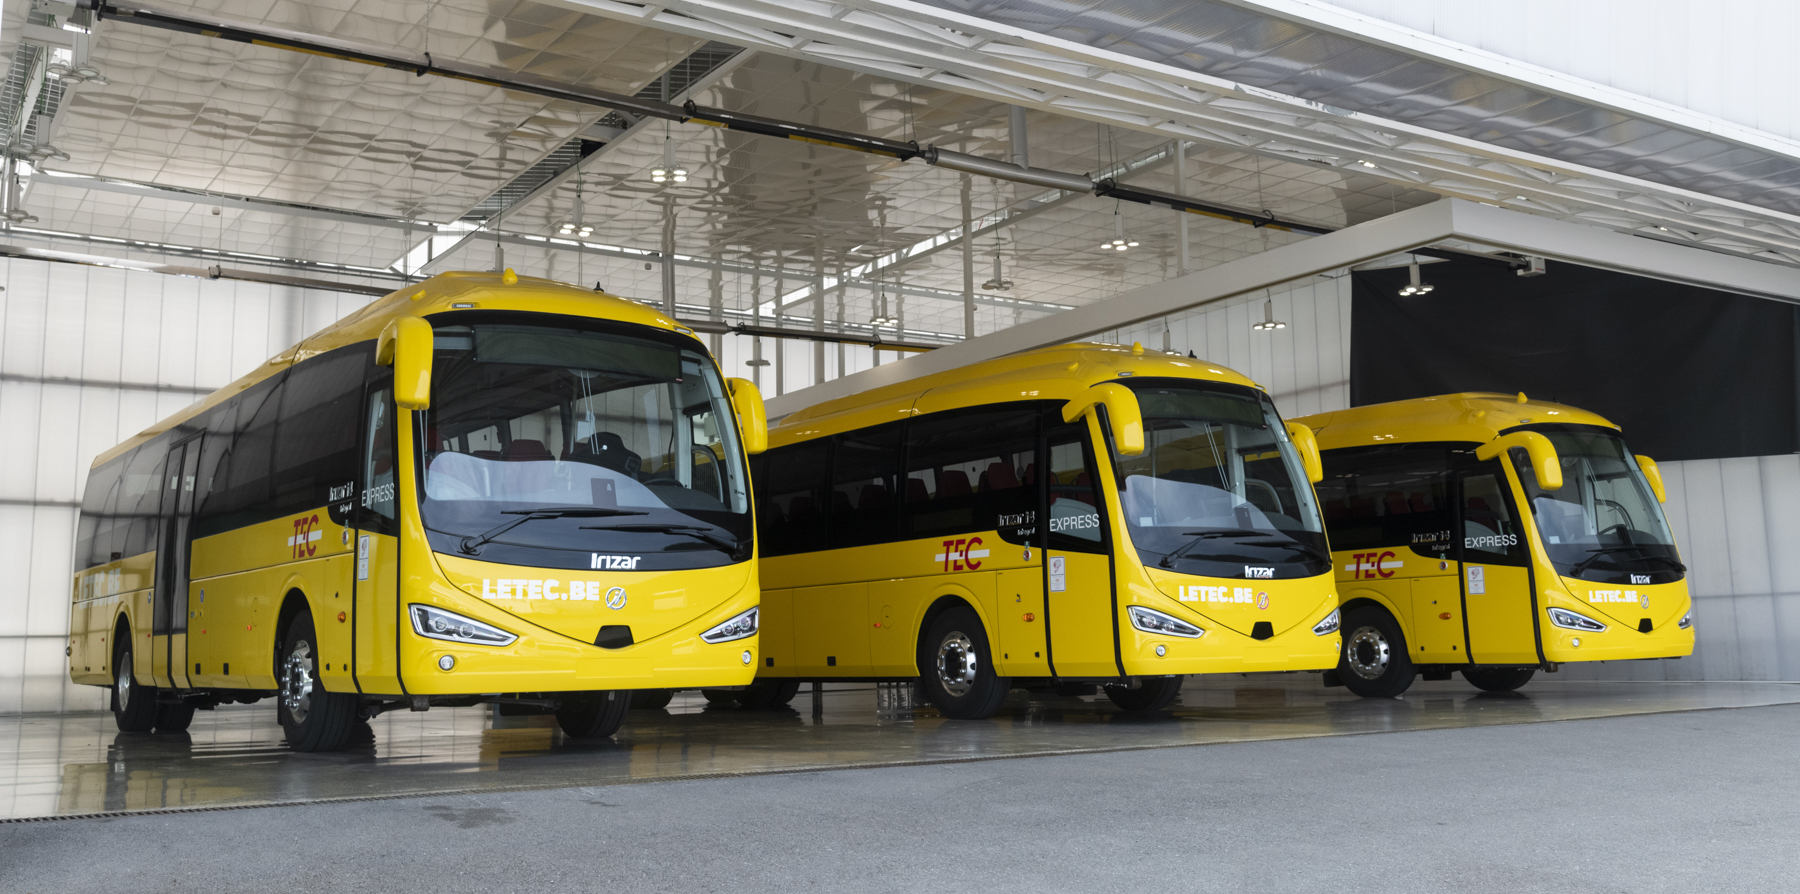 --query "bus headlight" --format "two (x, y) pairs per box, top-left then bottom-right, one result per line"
(1128, 605), (1203, 638)
(1678, 610), (1693, 630)
(1312, 608), (1341, 636)
(1547, 607), (1607, 632)
(701, 607), (758, 644)
(409, 604), (517, 646)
